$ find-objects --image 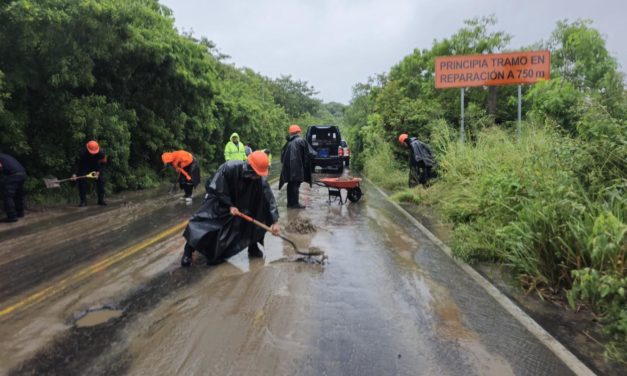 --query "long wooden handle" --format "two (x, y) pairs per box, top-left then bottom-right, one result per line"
(237, 212), (272, 232)
(235, 211), (324, 257)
